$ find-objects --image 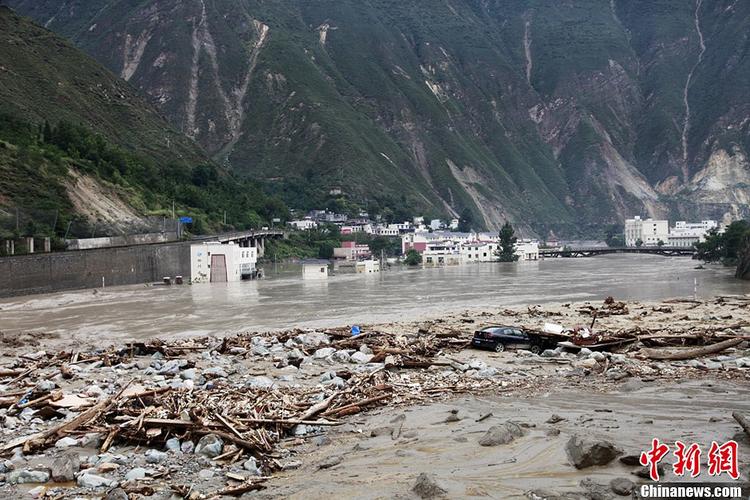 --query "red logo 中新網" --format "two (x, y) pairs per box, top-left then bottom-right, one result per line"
(640, 439), (739, 481)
